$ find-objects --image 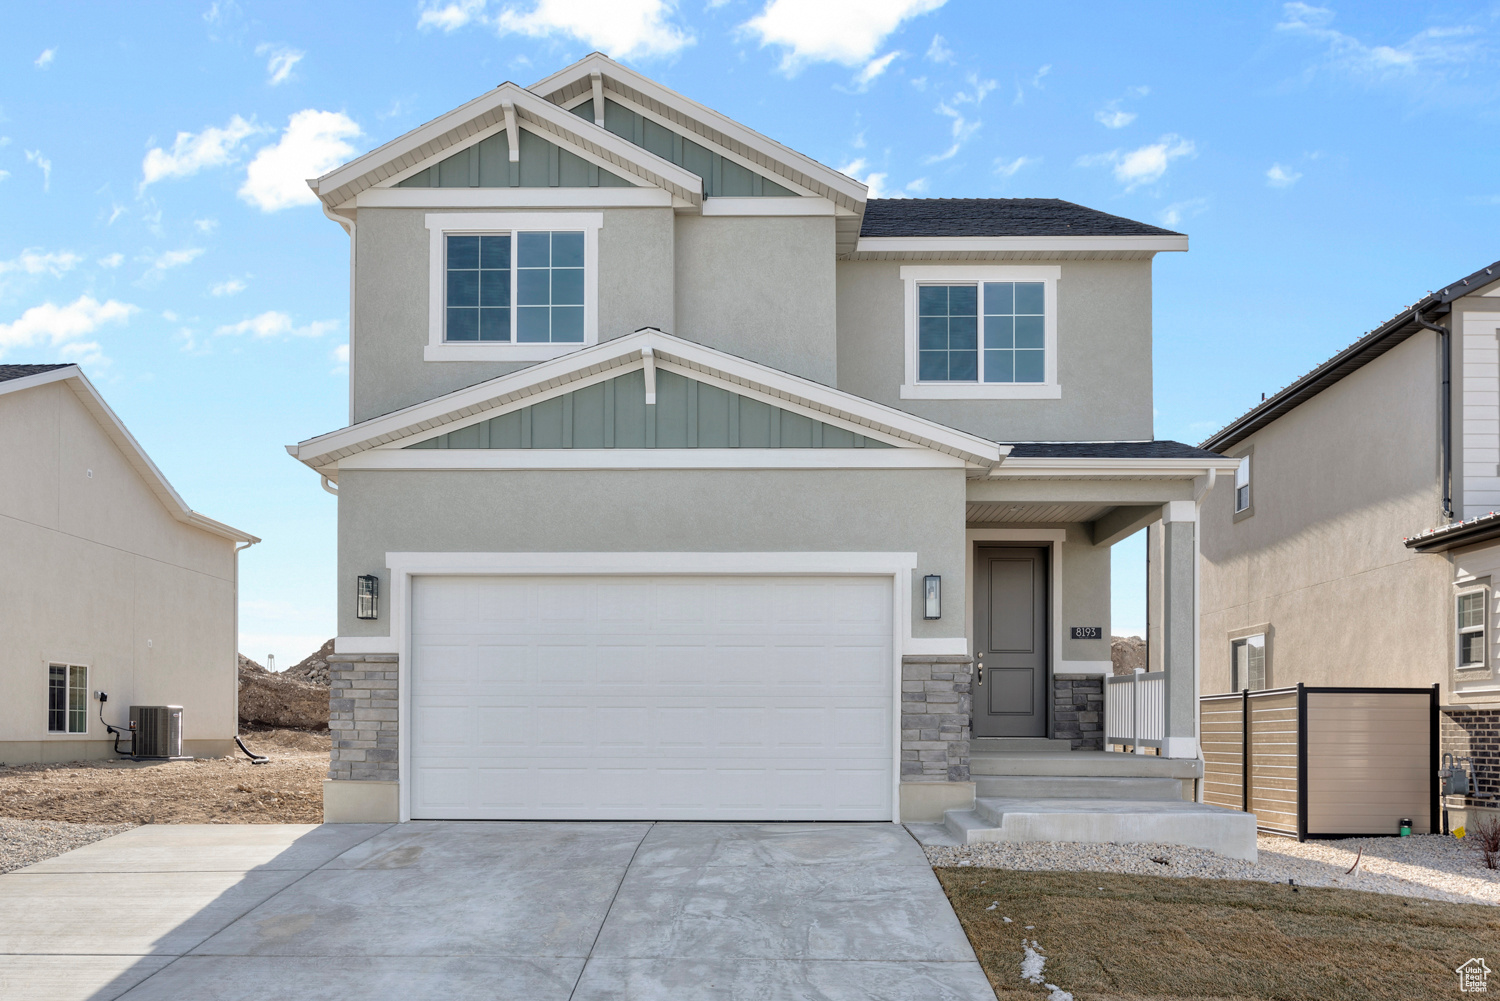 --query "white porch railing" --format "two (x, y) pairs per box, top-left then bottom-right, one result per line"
(1105, 668), (1166, 753)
